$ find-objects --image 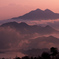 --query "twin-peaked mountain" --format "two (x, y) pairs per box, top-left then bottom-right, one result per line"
(12, 9), (59, 20)
(0, 22), (59, 35)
